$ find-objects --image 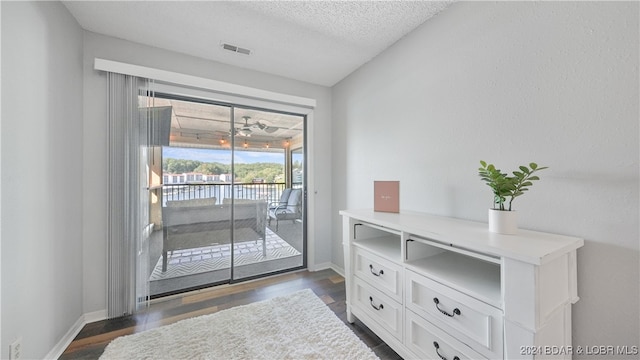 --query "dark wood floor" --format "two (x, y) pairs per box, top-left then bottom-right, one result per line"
(60, 269), (402, 360)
